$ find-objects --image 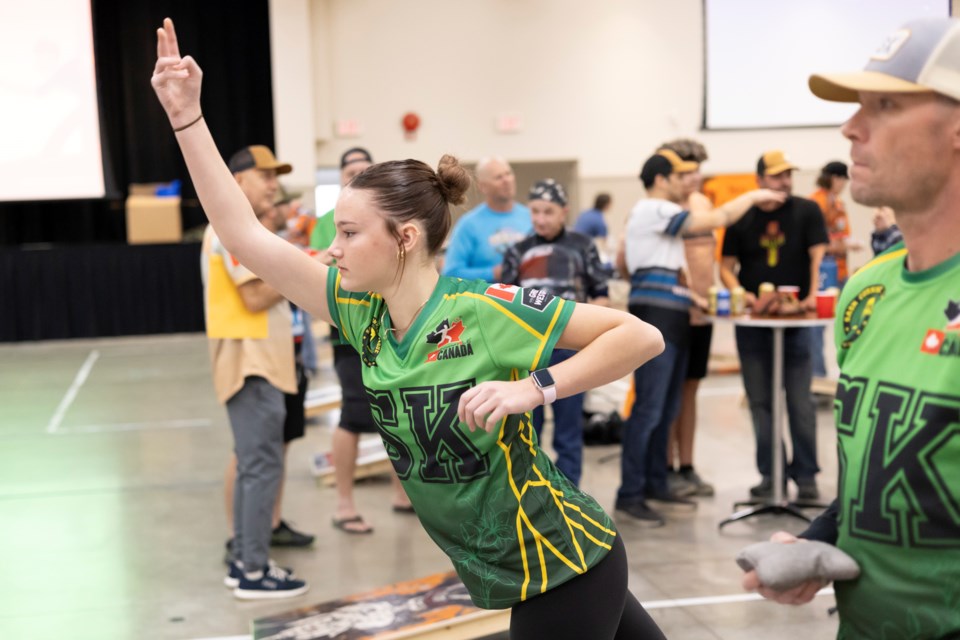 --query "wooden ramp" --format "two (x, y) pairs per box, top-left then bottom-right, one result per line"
(305, 387), (343, 418)
(304, 386), (394, 487)
(311, 436), (393, 487)
(252, 571), (509, 640)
